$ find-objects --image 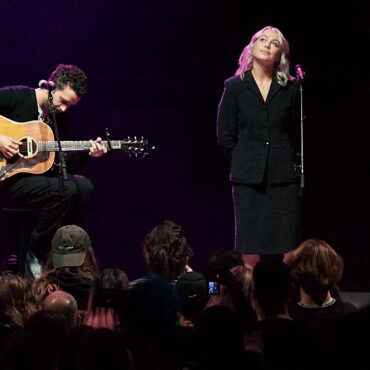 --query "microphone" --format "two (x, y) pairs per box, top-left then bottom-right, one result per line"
(295, 65), (305, 81)
(38, 80), (56, 91)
